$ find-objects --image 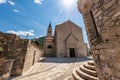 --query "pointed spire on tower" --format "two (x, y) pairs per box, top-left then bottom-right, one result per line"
(46, 22), (52, 38)
(48, 22), (51, 28)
